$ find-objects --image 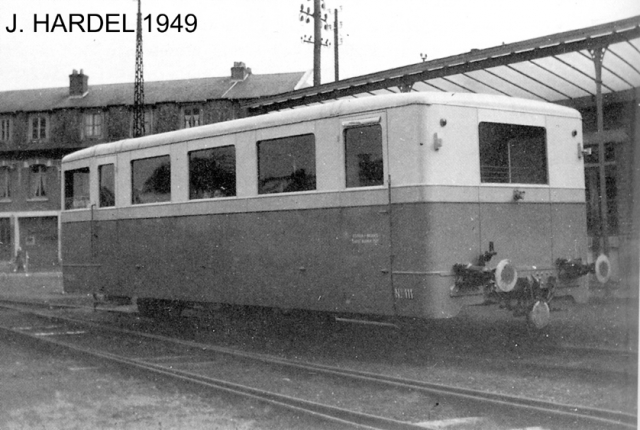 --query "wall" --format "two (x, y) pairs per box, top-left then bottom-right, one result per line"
(578, 96), (639, 296)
